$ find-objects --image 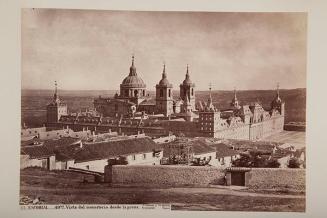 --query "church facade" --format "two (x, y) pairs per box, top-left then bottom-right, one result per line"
(46, 56), (285, 141)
